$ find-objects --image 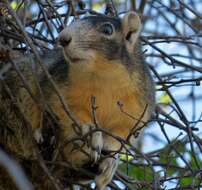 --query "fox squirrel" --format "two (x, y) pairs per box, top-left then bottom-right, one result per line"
(0, 11), (155, 190)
